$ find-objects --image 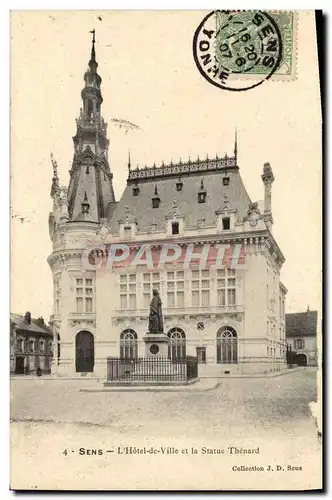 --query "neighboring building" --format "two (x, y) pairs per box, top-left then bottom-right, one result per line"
(286, 307), (318, 366)
(10, 312), (53, 374)
(48, 34), (288, 378)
